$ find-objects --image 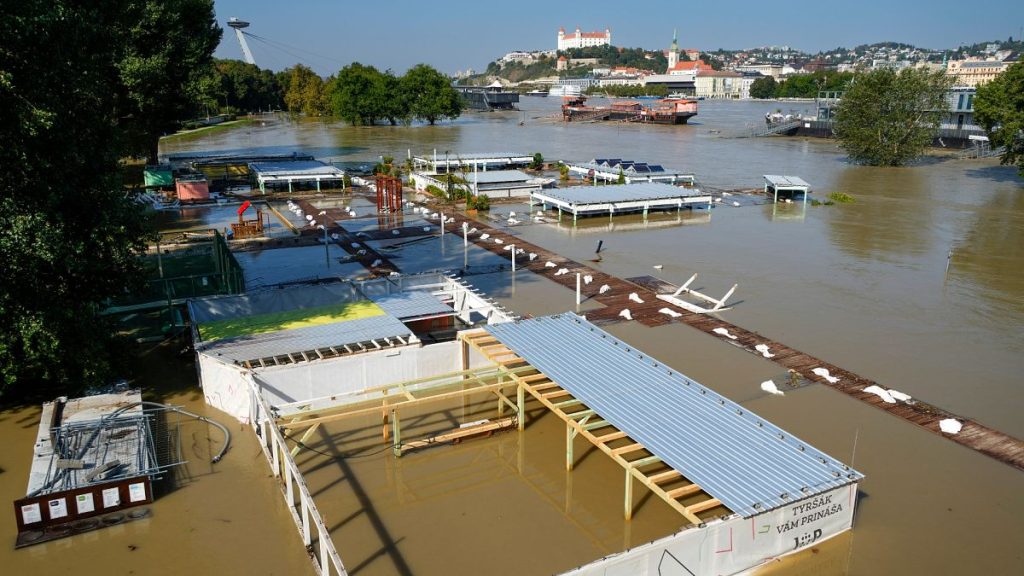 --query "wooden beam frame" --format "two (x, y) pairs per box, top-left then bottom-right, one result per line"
(460, 331), (715, 524)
